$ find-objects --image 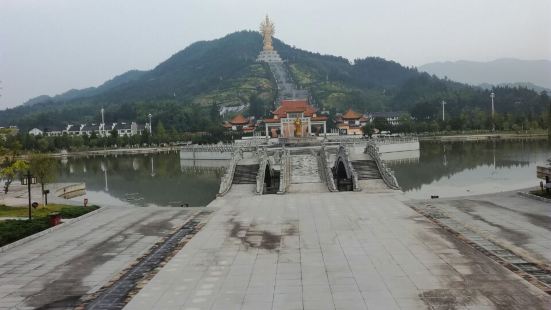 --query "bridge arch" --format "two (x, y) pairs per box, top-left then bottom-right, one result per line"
(333, 155), (353, 191)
